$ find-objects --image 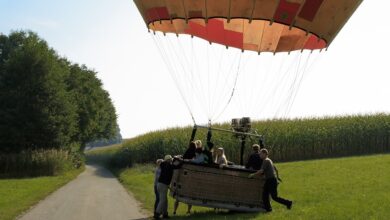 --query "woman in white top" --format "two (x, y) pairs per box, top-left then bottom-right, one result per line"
(214, 147), (228, 167)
